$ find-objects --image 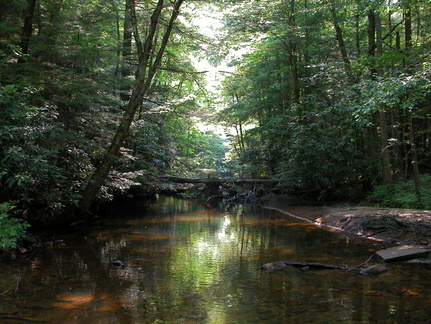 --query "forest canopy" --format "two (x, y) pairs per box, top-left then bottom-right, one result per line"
(1, 0), (431, 240)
